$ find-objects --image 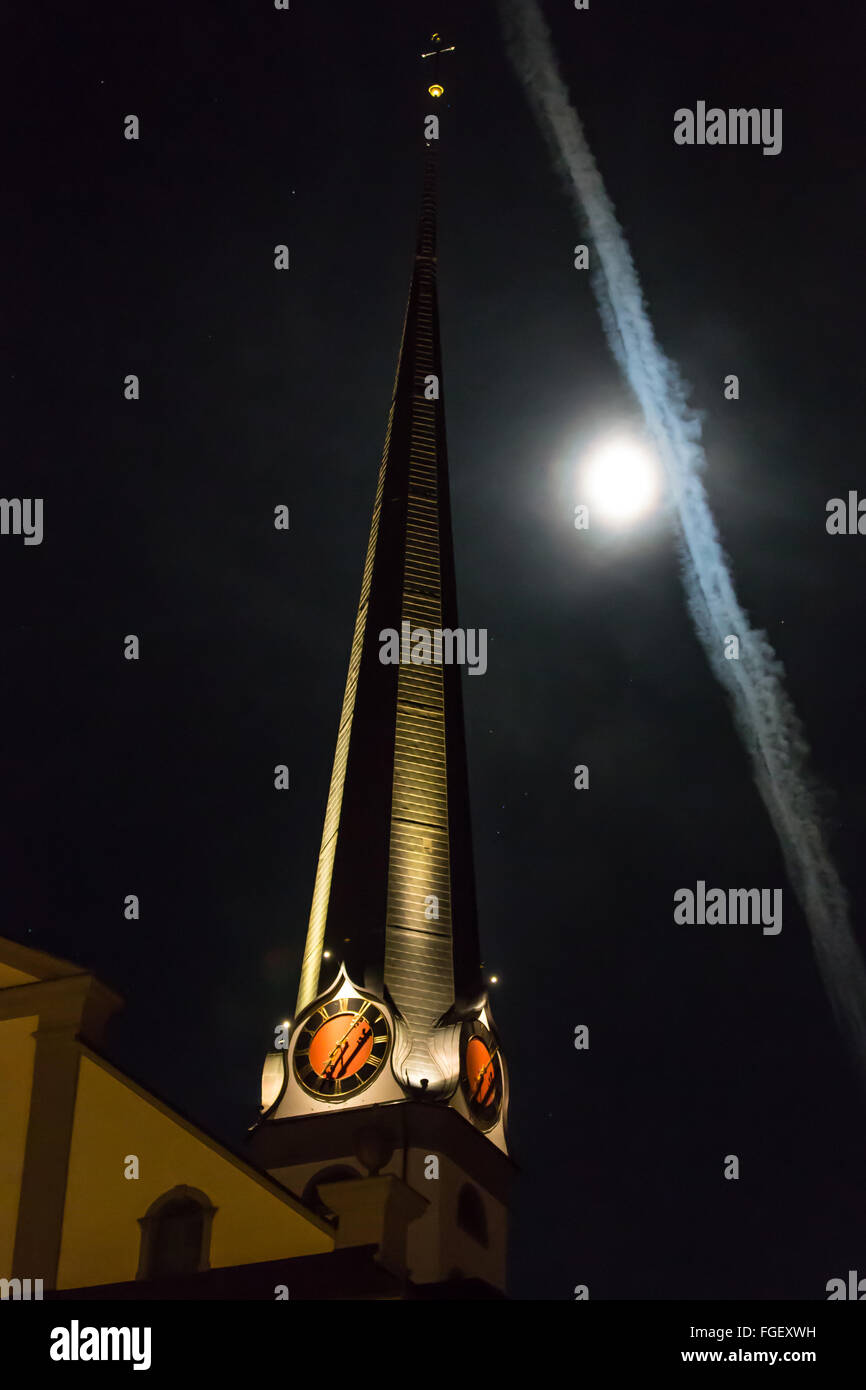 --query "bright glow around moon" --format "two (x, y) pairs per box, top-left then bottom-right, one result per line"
(581, 436), (662, 527)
